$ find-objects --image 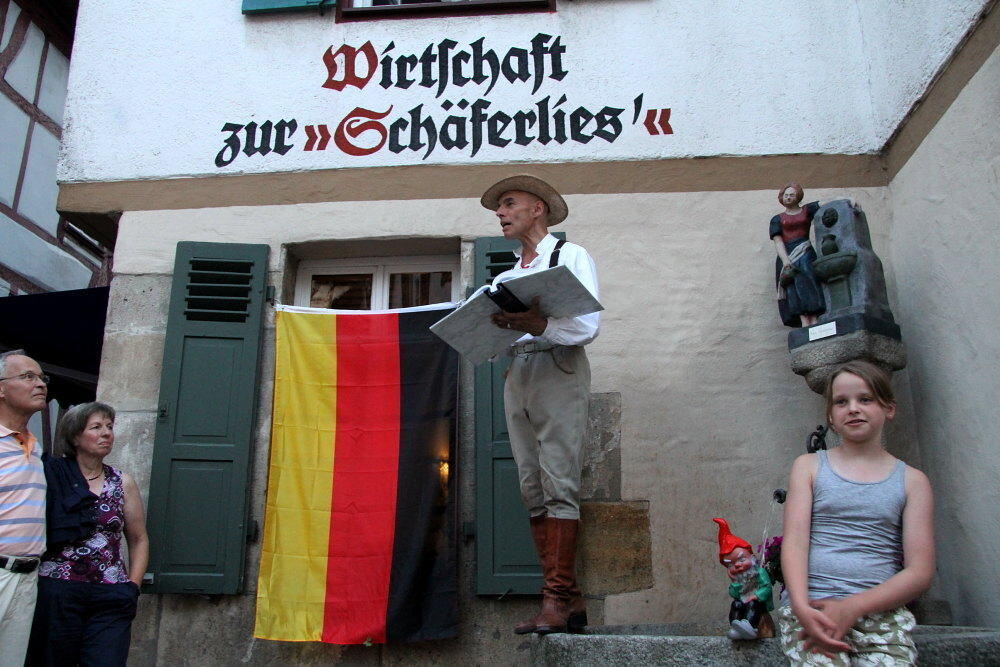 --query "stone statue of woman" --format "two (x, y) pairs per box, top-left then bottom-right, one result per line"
(770, 183), (825, 327)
